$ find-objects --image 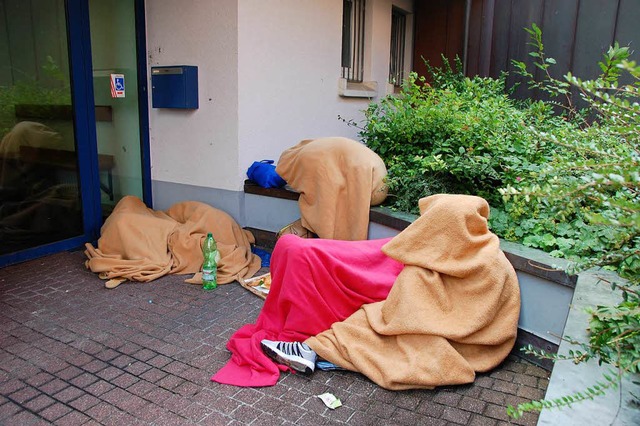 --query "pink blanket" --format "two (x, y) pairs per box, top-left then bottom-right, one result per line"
(211, 234), (404, 387)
